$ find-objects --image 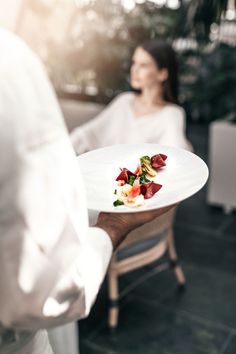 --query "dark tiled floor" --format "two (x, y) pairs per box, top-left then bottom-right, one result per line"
(79, 123), (236, 354)
(224, 336), (236, 354)
(84, 299), (228, 354)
